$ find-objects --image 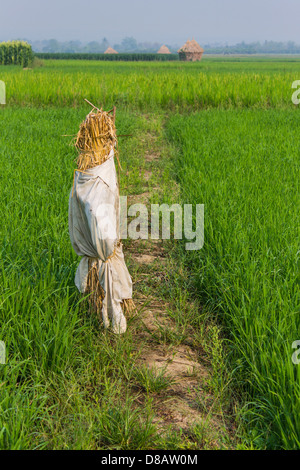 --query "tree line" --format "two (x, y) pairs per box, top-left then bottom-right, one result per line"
(28, 38), (300, 55)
